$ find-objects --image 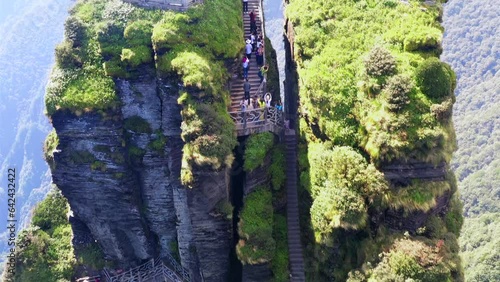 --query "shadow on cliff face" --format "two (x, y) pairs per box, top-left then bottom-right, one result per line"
(228, 137), (247, 282)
